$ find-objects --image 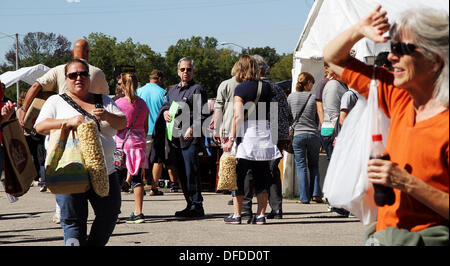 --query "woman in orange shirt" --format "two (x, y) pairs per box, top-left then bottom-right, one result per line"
(323, 6), (448, 245)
